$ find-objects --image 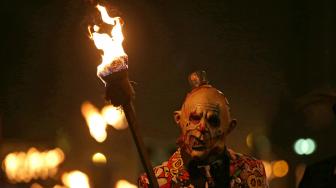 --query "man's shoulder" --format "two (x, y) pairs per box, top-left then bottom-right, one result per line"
(138, 149), (190, 188)
(227, 148), (263, 166)
(227, 148), (268, 187)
